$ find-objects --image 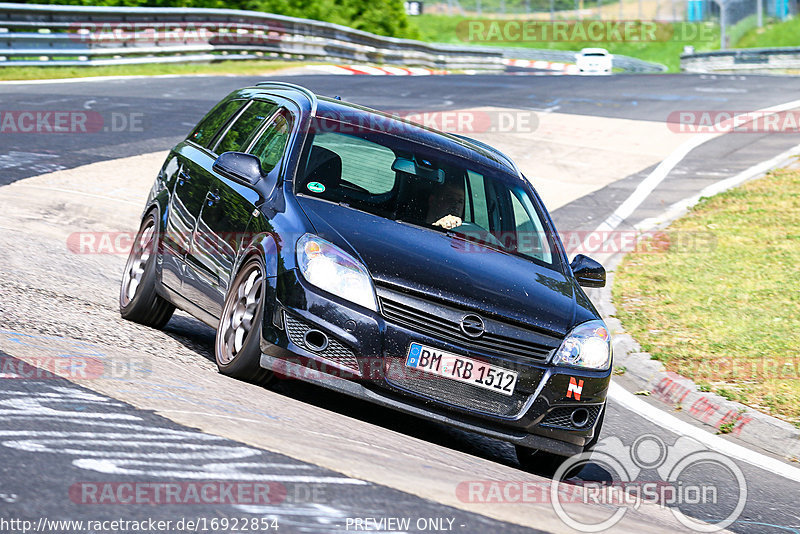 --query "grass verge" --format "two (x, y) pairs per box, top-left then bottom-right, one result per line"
(0, 60), (313, 82)
(613, 165), (800, 425)
(736, 16), (800, 48)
